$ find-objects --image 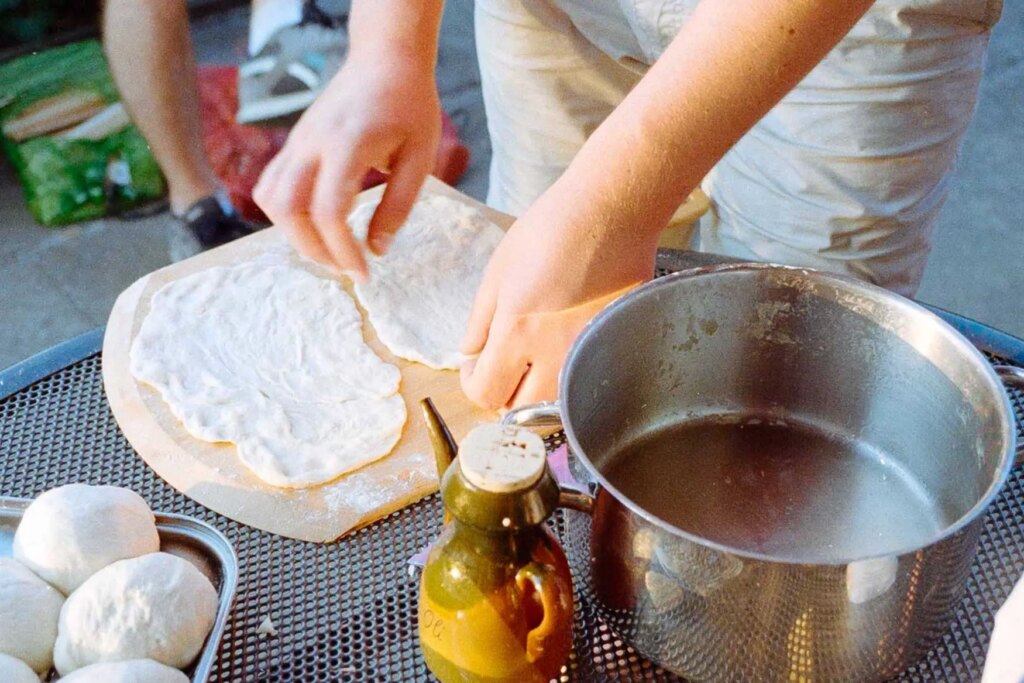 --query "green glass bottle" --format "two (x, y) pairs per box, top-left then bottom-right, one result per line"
(418, 424), (574, 683)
